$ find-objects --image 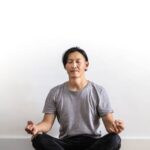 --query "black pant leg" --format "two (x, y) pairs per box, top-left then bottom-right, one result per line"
(32, 133), (67, 150)
(87, 133), (121, 150)
(62, 135), (97, 150)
